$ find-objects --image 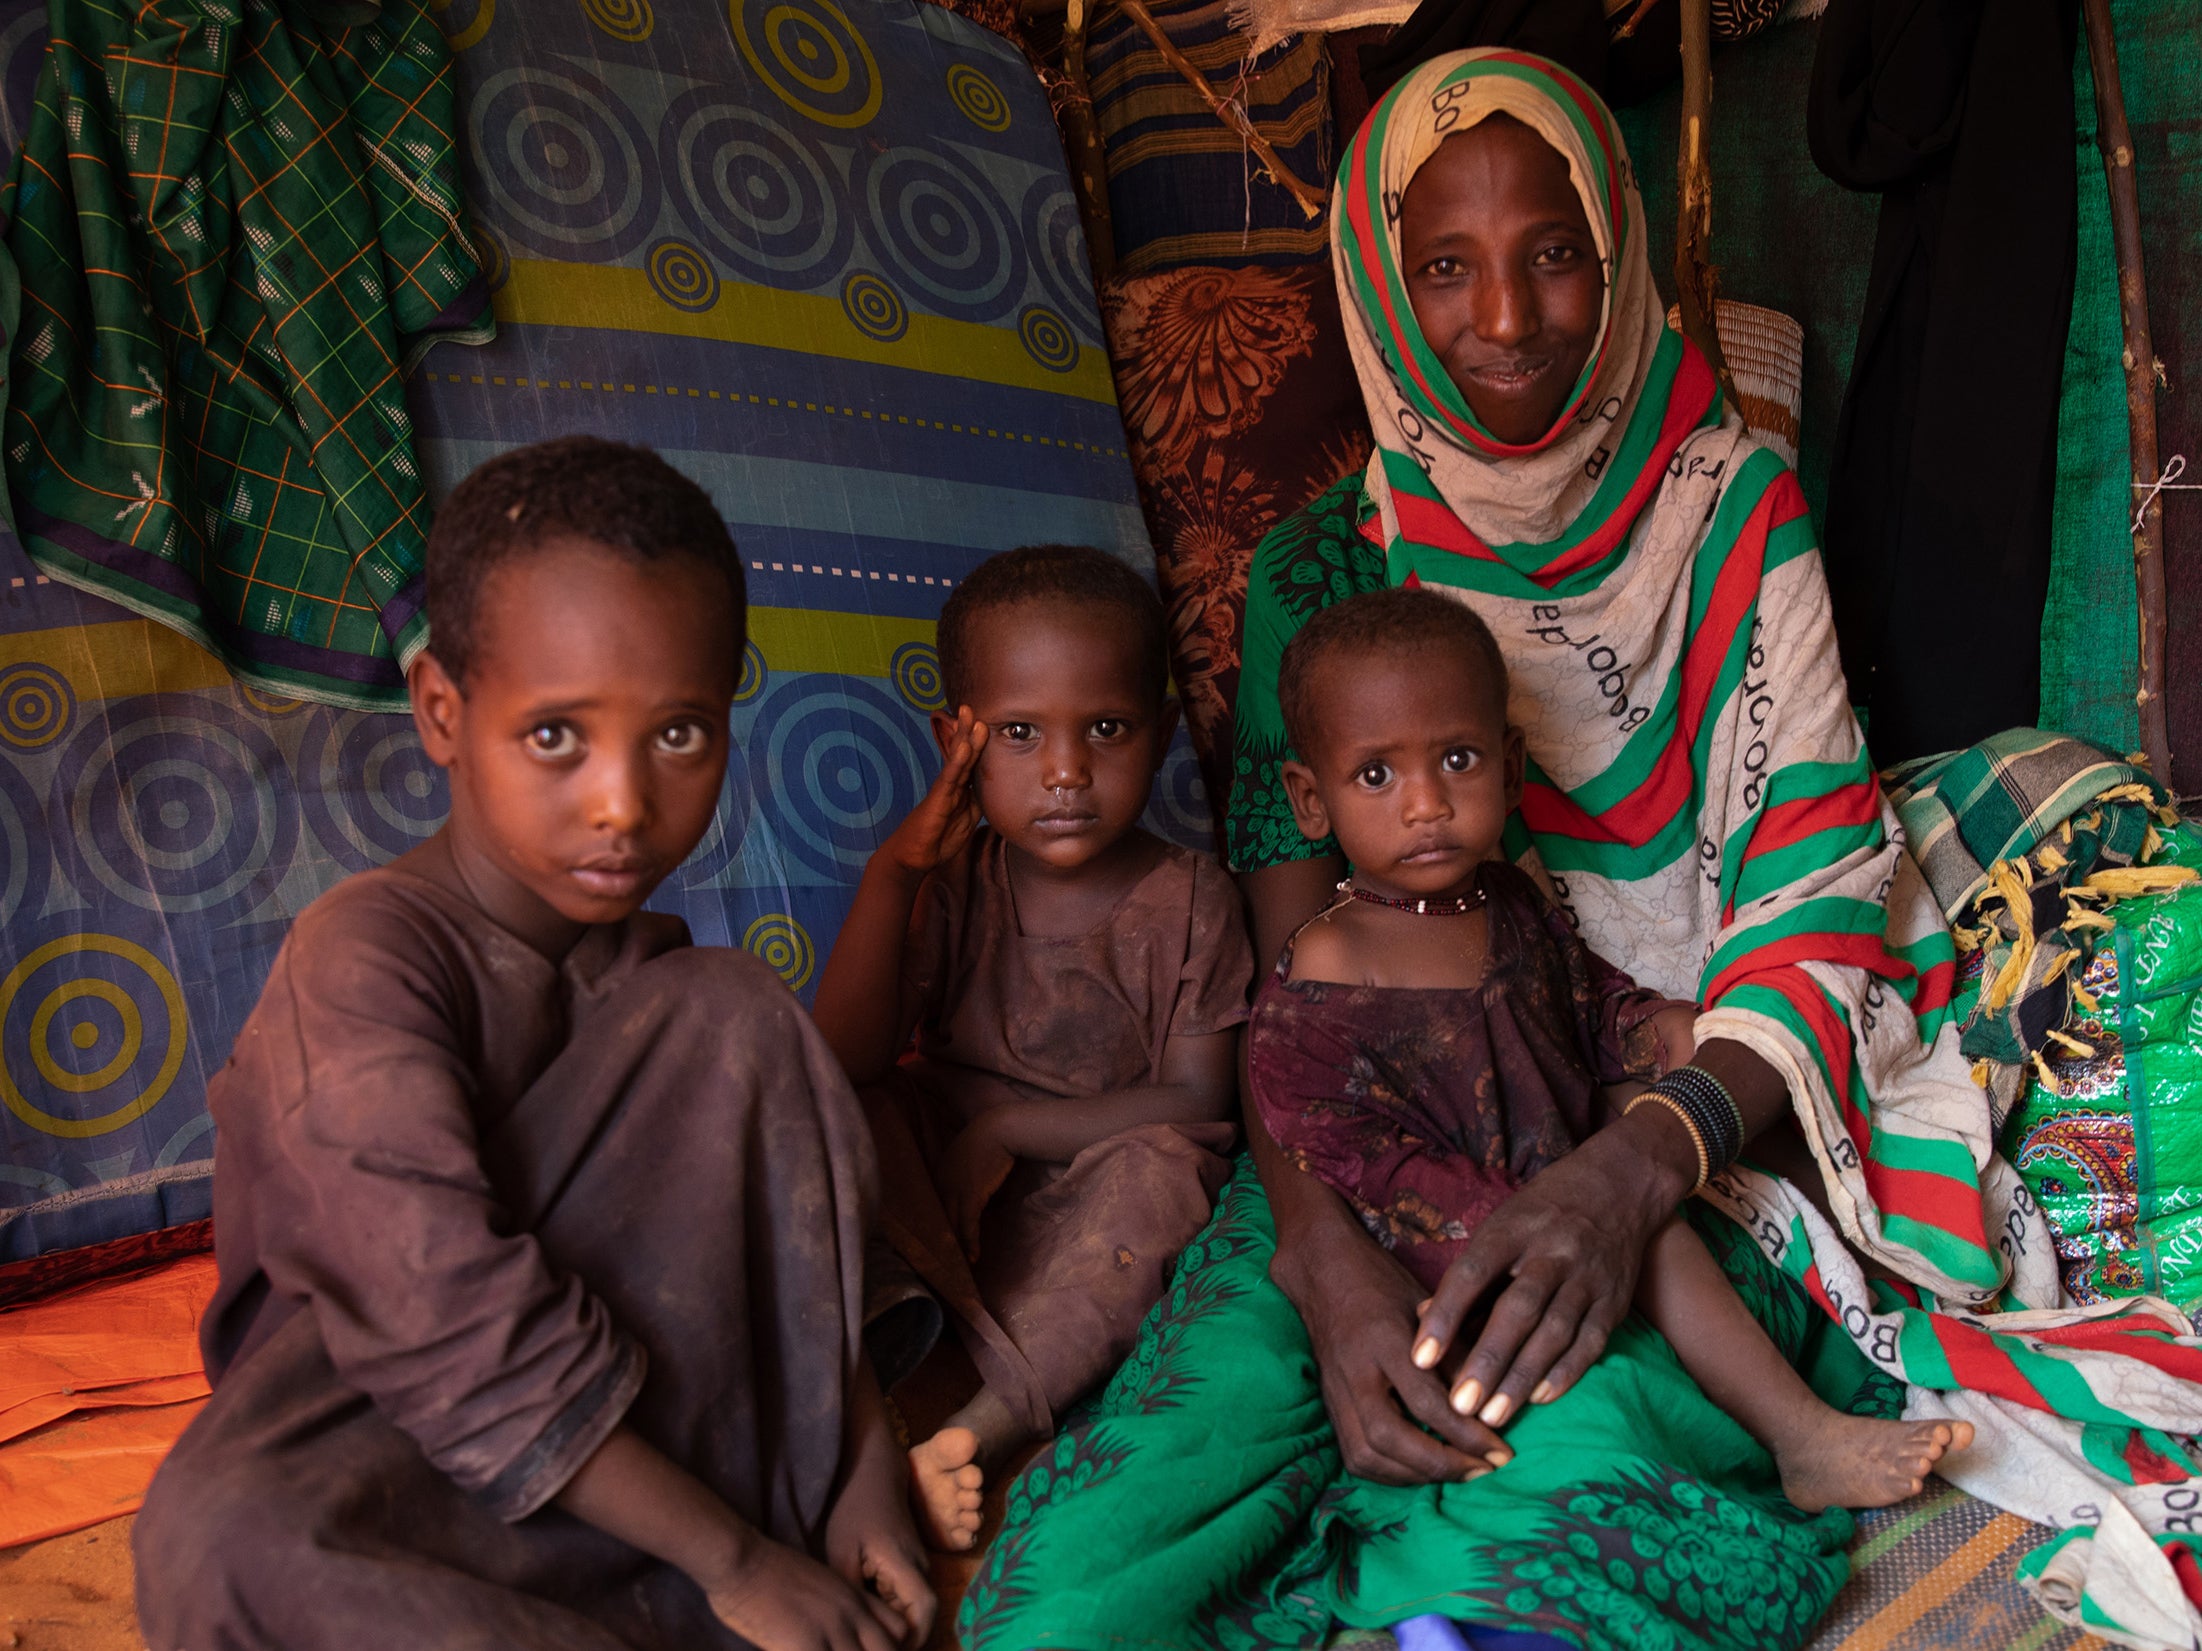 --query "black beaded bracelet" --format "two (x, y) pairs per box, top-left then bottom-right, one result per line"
(1642, 1065), (1745, 1185)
